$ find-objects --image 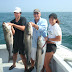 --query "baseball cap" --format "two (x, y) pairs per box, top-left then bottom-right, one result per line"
(49, 13), (57, 19)
(14, 7), (21, 13)
(33, 9), (40, 13)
